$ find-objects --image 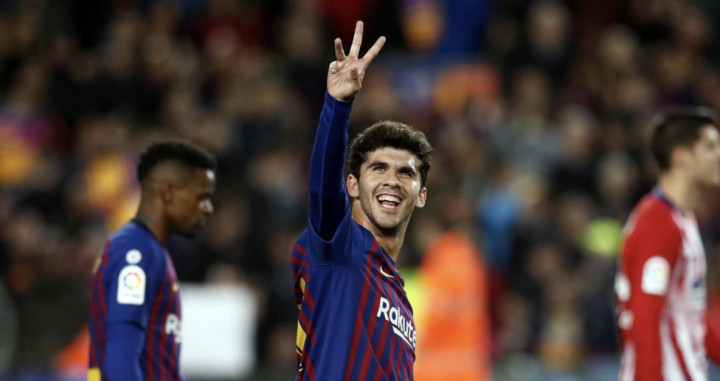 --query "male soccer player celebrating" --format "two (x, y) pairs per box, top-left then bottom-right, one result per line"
(615, 110), (720, 380)
(291, 21), (433, 380)
(88, 141), (216, 381)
